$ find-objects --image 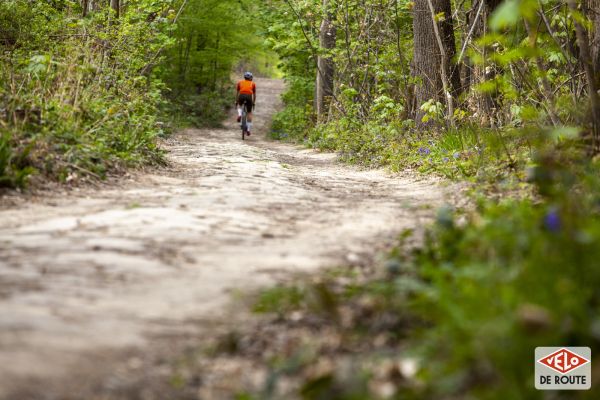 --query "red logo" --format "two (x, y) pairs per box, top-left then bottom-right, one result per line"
(537, 348), (590, 374)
